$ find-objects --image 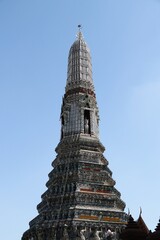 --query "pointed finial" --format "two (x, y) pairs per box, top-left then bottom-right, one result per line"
(76, 25), (83, 40)
(140, 207), (142, 216)
(78, 24), (82, 31)
(128, 208), (130, 216)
